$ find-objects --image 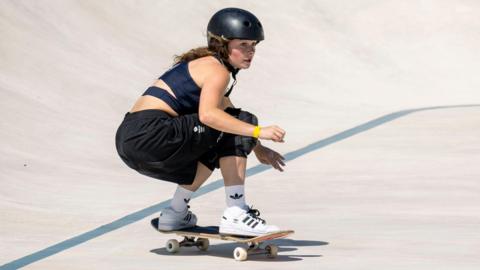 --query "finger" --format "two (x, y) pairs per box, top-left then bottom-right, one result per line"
(272, 161), (283, 172)
(271, 162), (280, 171)
(275, 162), (284, 172)
(274, 152), (285, 160)
(275, 127), (285, 134)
